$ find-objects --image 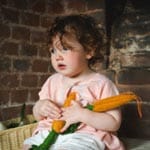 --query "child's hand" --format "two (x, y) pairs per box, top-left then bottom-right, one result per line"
(33, 99), (62, 120)
(60, 100), (83, 132)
